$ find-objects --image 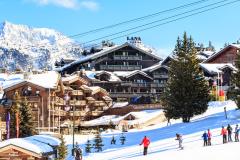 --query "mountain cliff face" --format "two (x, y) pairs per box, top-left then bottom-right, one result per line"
(0, 21), (83, 71)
